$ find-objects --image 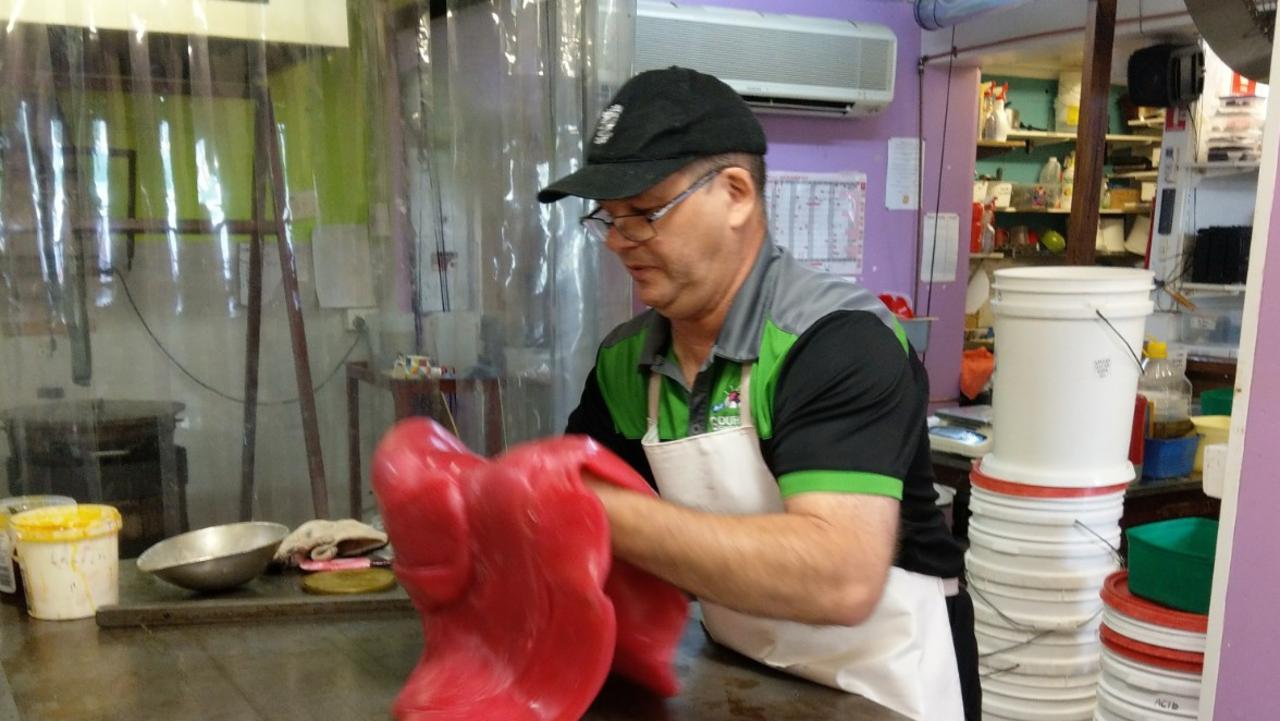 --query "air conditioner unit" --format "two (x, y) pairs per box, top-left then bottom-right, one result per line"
(635, 1), (897, 118)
